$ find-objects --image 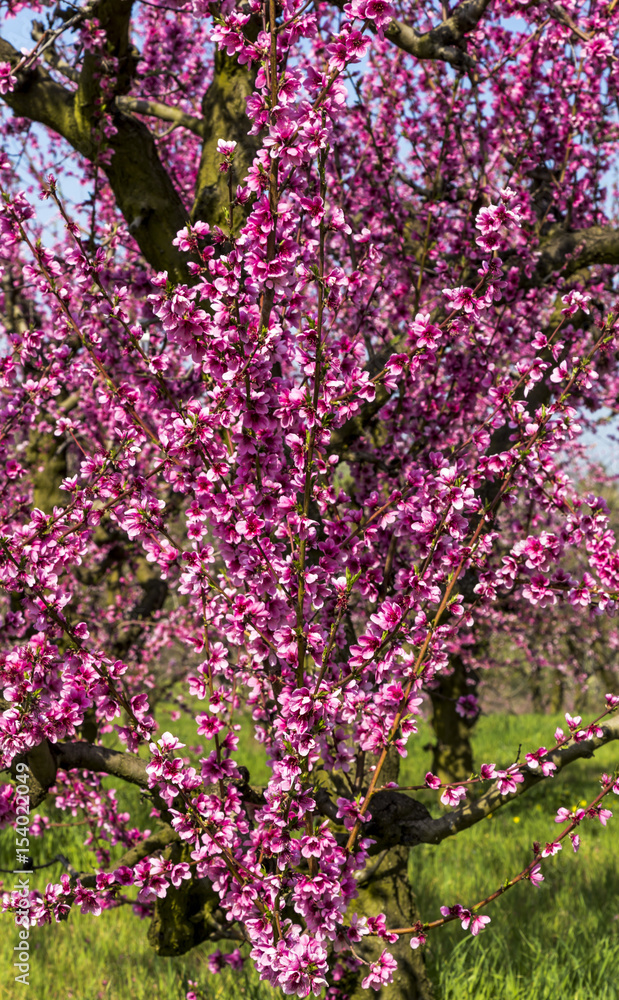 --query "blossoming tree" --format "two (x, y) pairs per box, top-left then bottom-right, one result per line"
(2, 0), (619, 996)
